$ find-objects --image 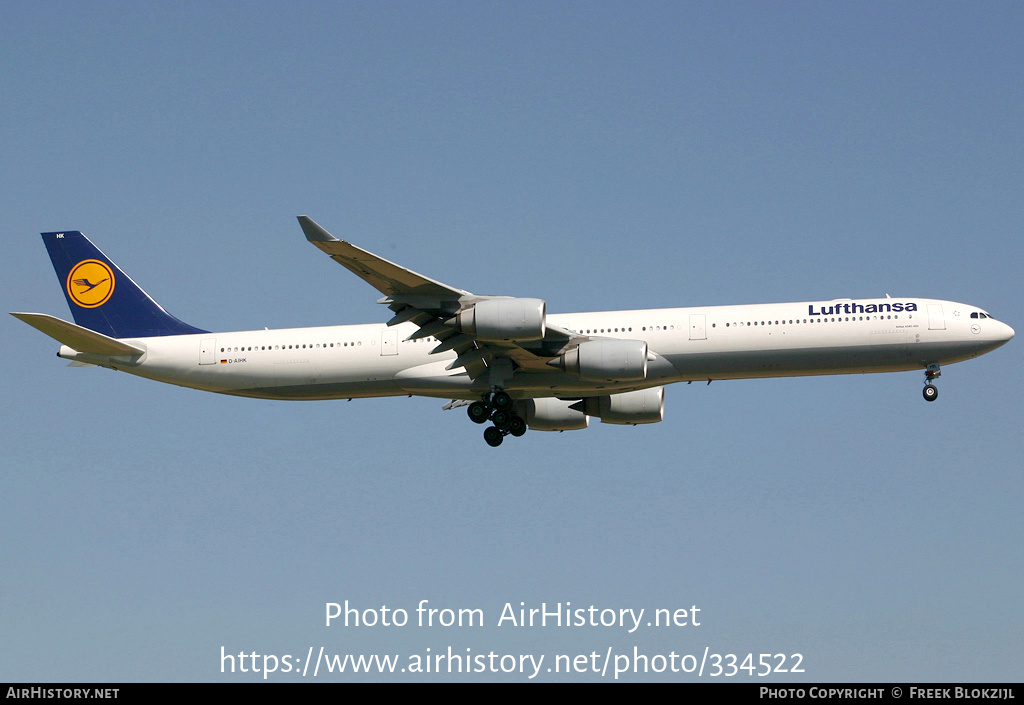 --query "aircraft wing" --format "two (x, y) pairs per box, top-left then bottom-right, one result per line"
(298, 216), (470, 301)
(298, 216), (579, 381)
